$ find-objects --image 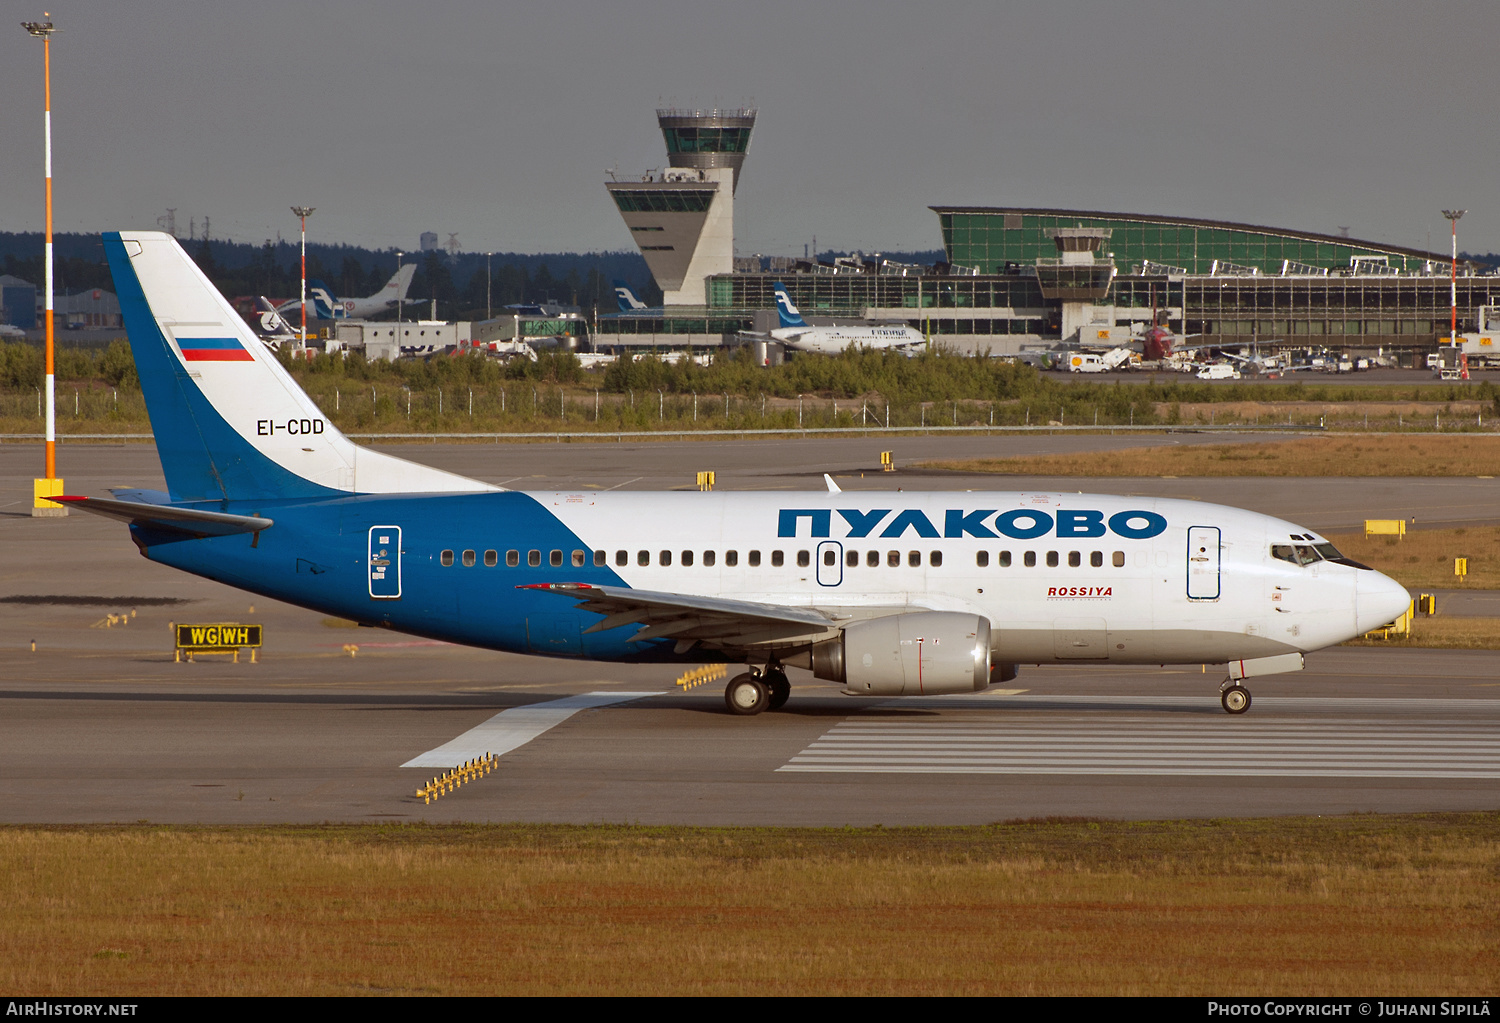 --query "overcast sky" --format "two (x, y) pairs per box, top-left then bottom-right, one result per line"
(3, 1), (1497, 258)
